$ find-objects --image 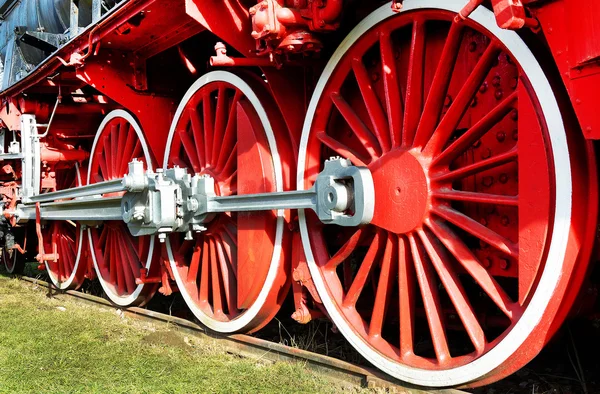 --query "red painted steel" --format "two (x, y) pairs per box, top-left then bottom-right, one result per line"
(0, 0), (599, 388)
(299, 7), (597, 385)
(166, 75), (291, 333)
(87, 114), (160, 306)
